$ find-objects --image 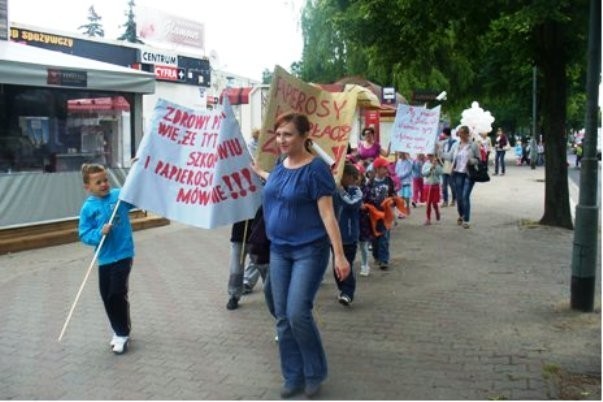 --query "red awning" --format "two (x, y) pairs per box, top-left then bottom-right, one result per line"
(67, 96), (130, 112)
(220, 87), (252, 105)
